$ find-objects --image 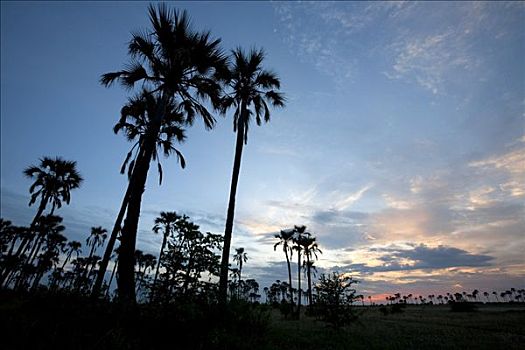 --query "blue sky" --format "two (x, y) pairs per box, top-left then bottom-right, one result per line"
(1, 1), (524, 298)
